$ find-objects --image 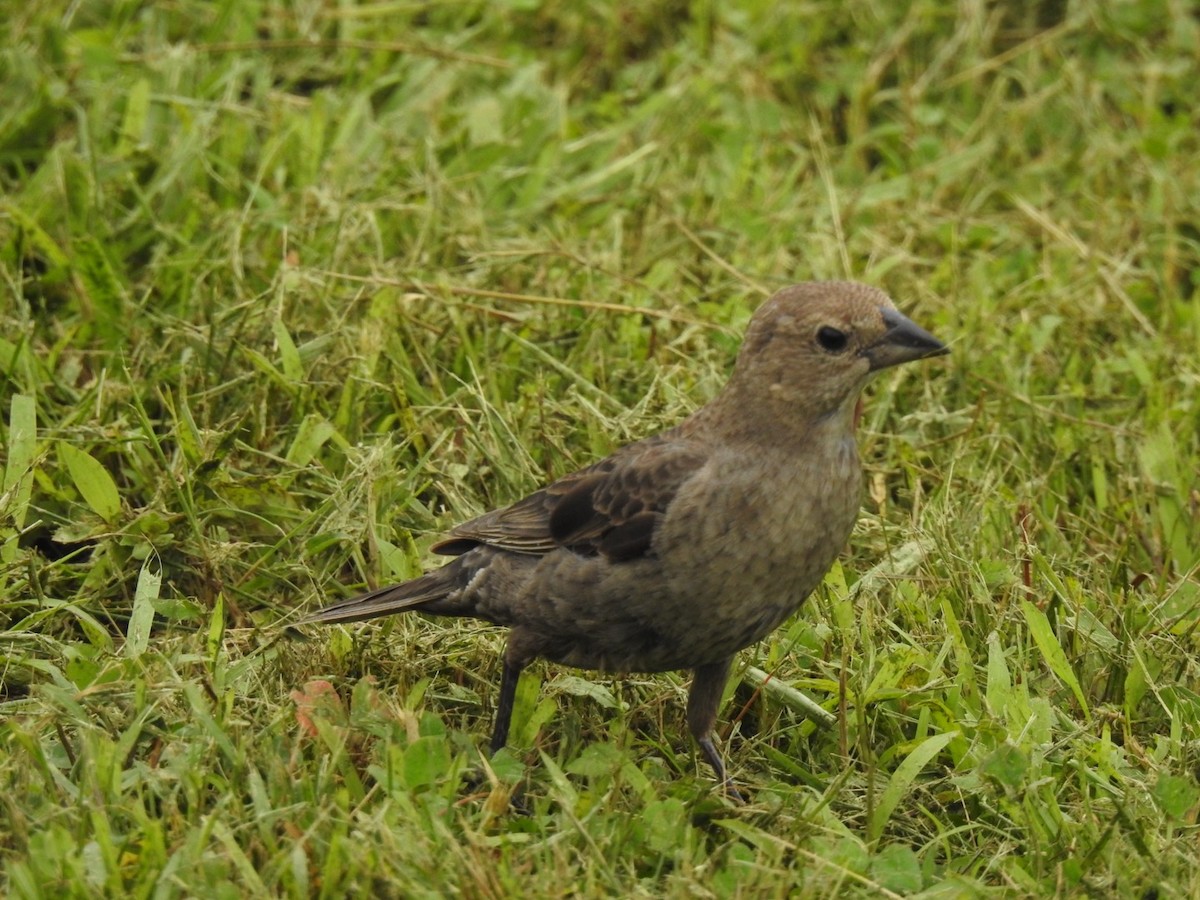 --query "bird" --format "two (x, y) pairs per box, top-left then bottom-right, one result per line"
(302, 281), (948, 795)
